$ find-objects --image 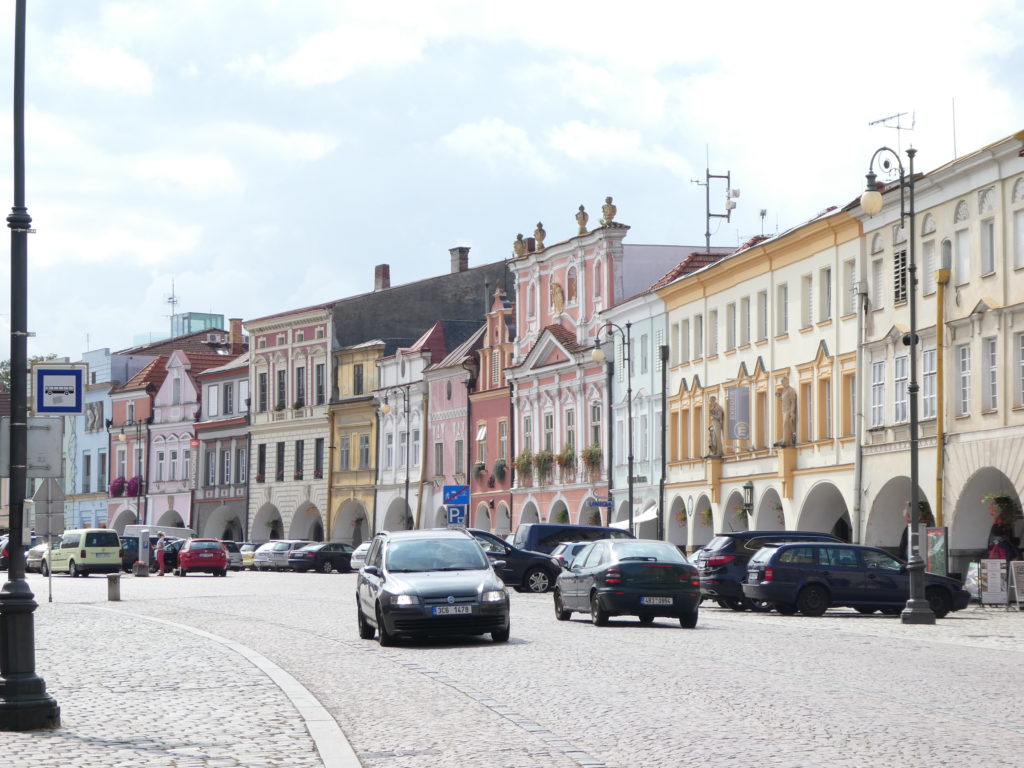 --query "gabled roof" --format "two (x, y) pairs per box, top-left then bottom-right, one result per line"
(545, 324), (590, 355)
(115, 327), (239, 357)
(198, 352), (249, 377)
(112, 355), (168, 395)
(648, 248), (732, 292)
(427, 324), (486, 371)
